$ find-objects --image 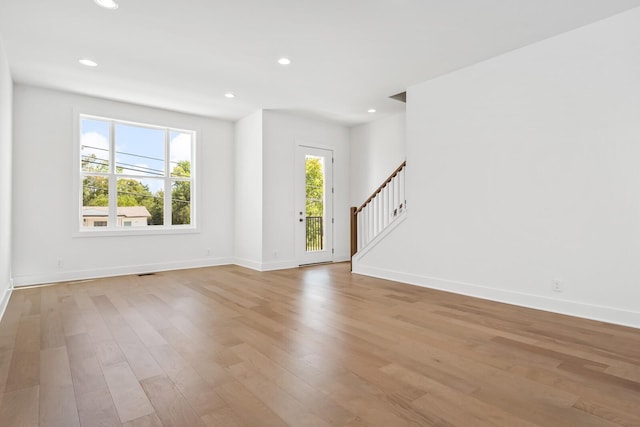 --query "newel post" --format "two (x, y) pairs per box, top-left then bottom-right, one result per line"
(350, 207), (358, 269)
